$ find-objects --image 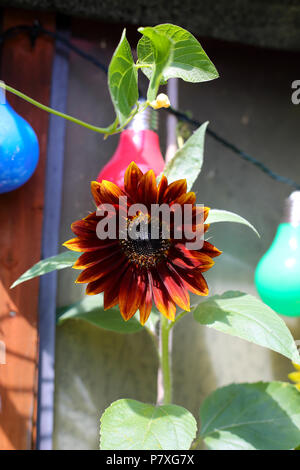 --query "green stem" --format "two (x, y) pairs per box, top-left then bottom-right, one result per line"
(0, 82), (113, 134)
(160, 315), (172, 405)
(190, 436), (202, 450)
(156, 309), (192, 404)
(0, 82), (148, 137)
(135, 63), (153, 69)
